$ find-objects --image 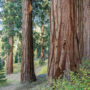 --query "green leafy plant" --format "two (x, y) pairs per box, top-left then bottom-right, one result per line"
(0, 61), (6, 84)
(49, 59), (90, 90)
